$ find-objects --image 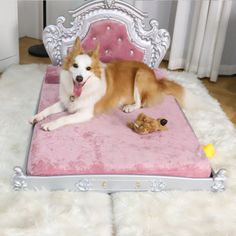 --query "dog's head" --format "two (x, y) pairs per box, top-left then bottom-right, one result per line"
(63, 37), (101, 96)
